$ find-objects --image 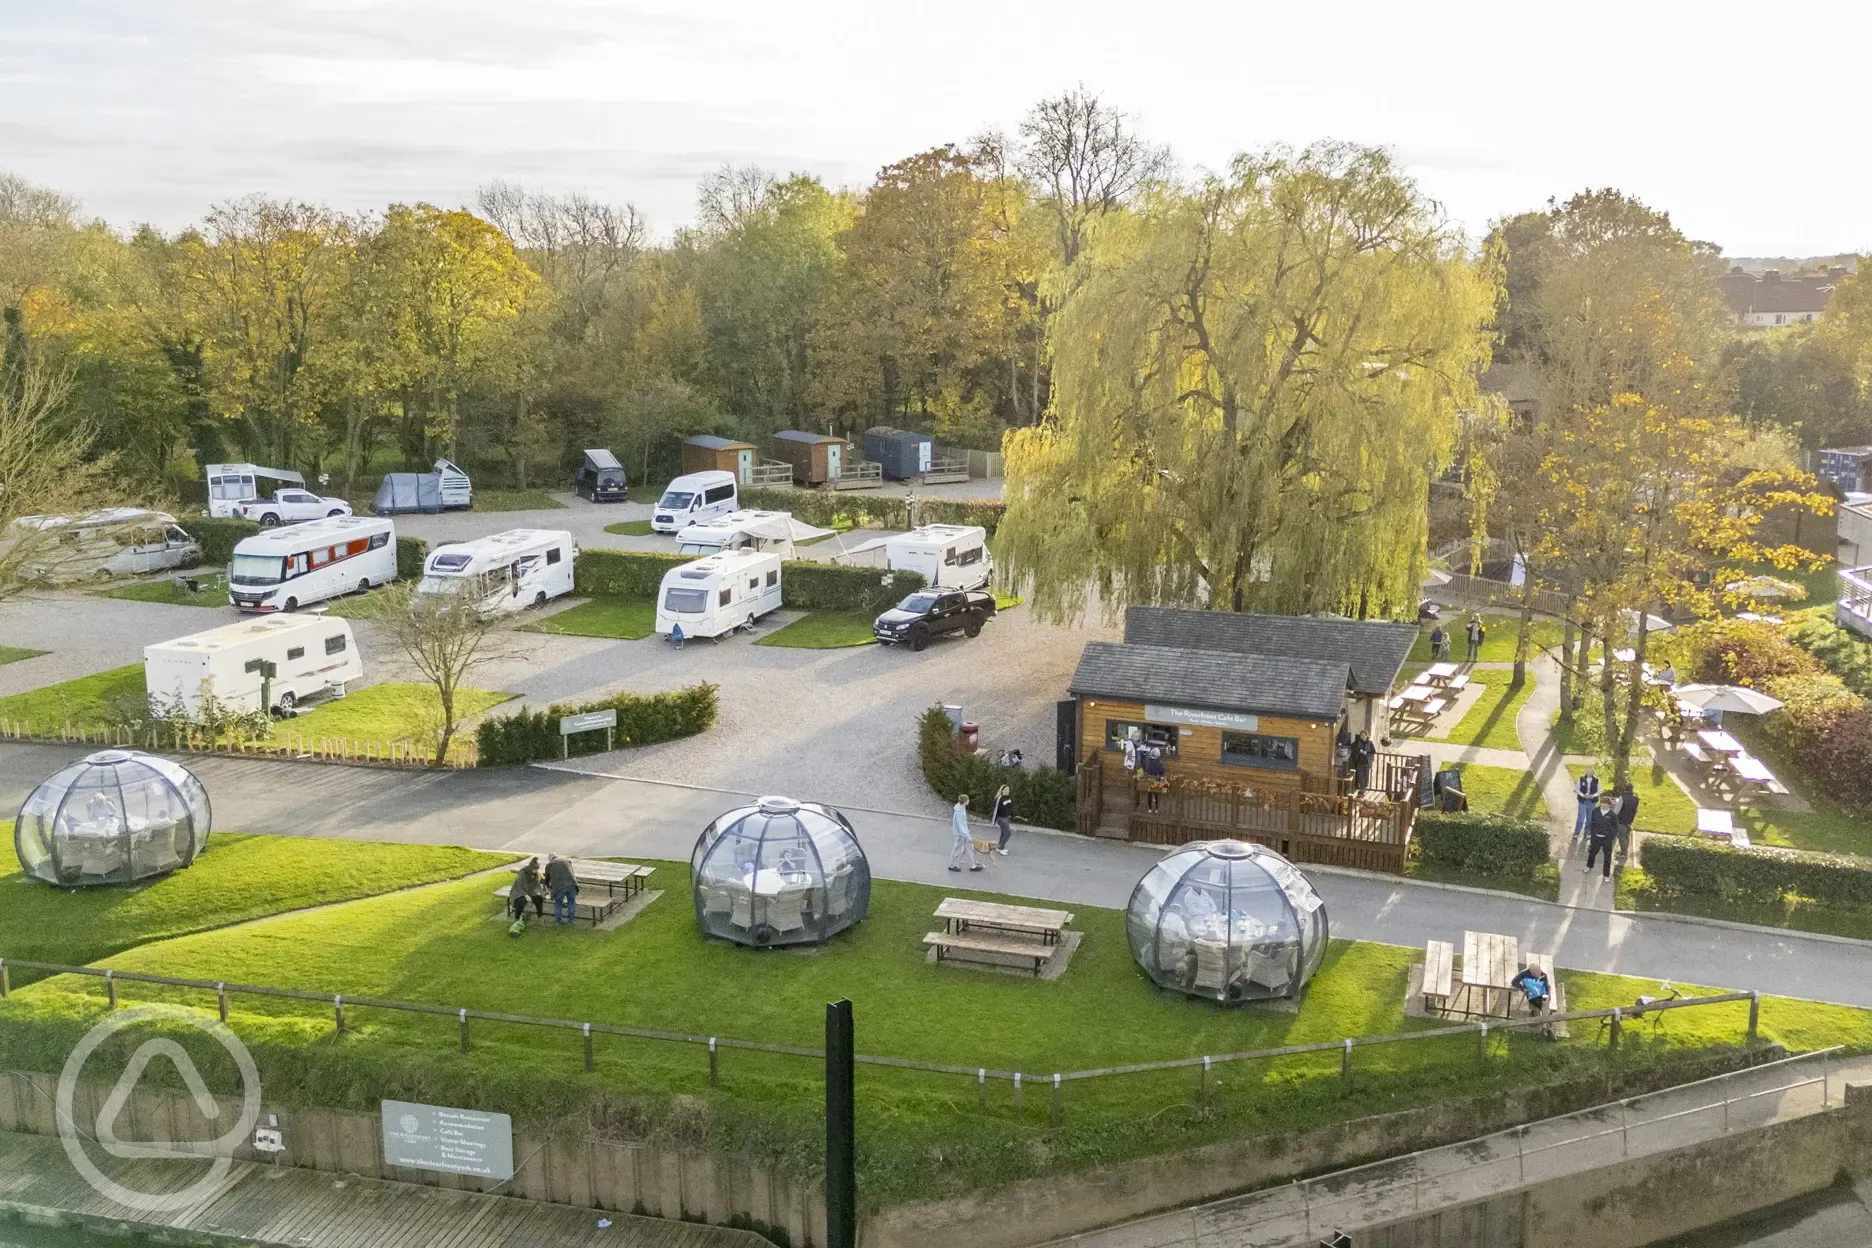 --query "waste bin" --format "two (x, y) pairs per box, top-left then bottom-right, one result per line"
(959, 722), (980, 752)
(942, 705), (963, 731)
